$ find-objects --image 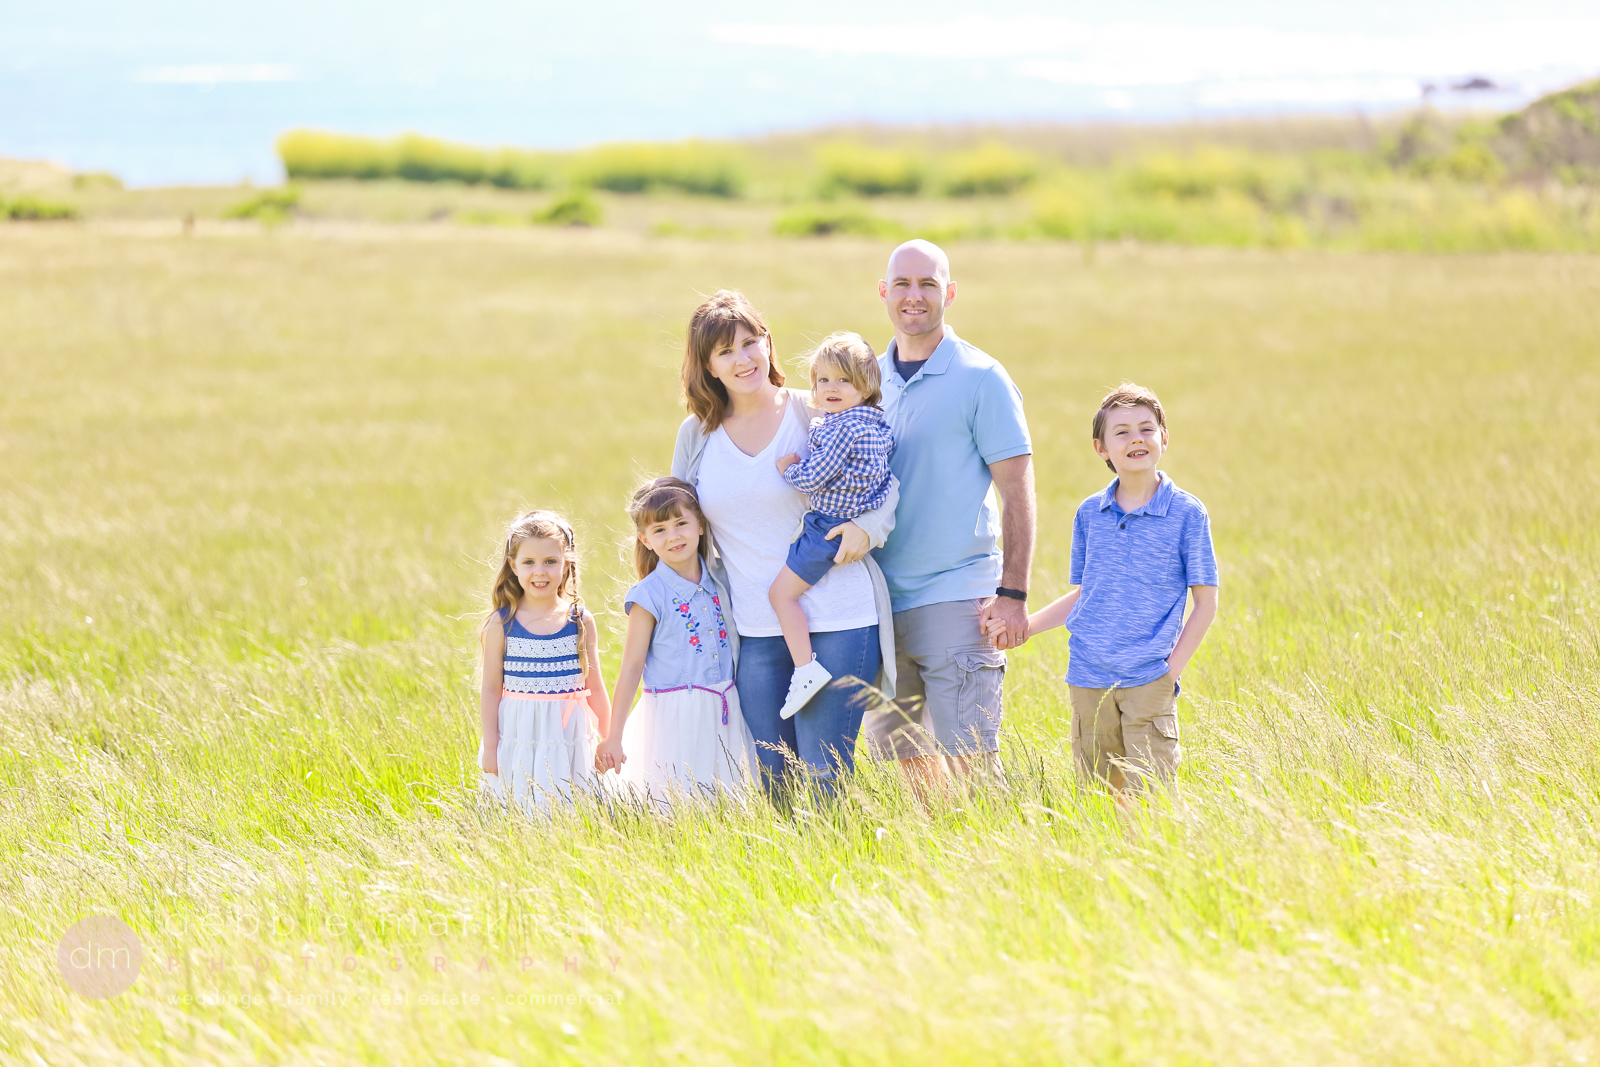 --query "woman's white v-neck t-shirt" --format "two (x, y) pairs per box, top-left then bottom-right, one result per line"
(694, 417), (879, 638)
